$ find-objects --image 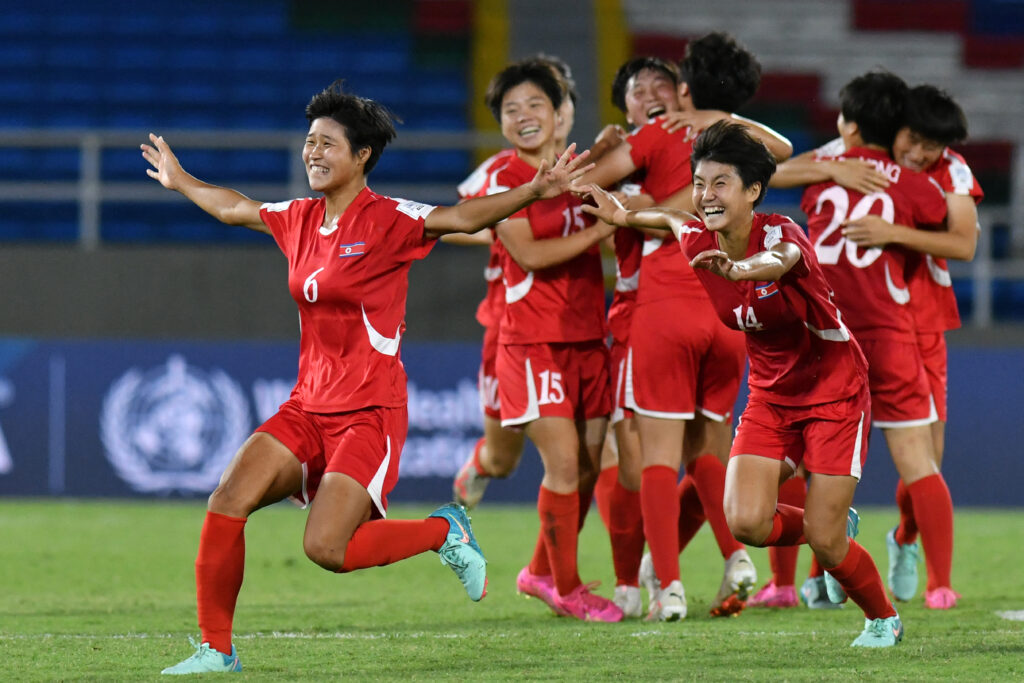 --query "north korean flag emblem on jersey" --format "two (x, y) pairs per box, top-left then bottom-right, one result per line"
(339, 242), (366, 258)
(755, 282), (779, 299)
